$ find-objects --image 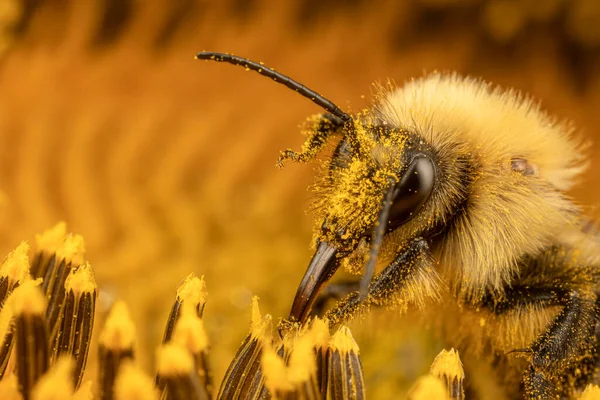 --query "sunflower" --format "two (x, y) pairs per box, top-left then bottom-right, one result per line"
(0, 223), (376, 400)
(3, 220), (600, 399)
